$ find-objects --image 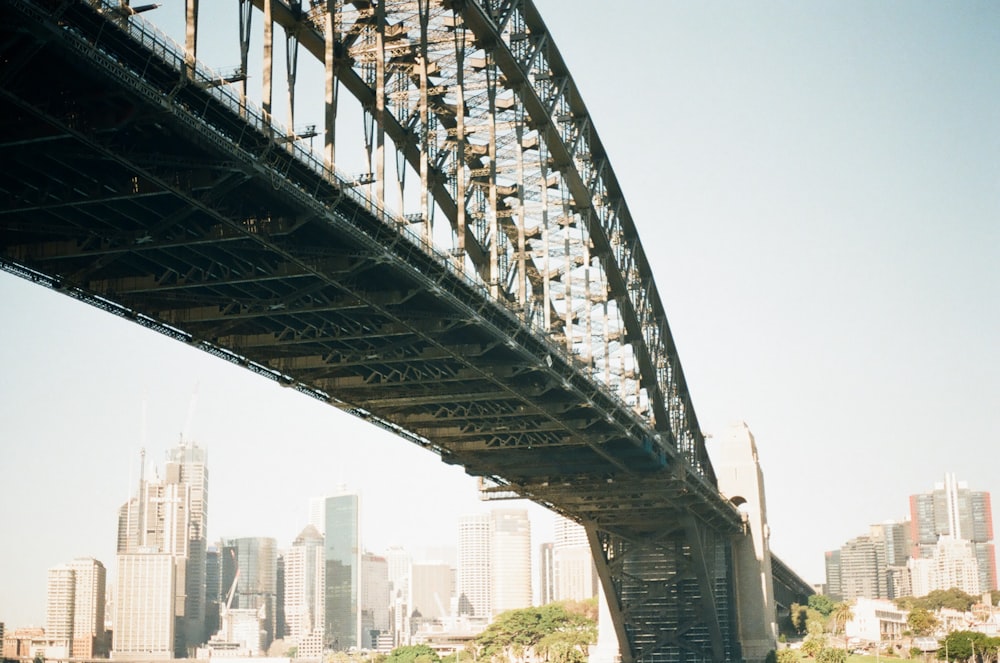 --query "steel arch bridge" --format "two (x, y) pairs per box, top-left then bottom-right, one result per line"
(0, 1), (809, 660)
